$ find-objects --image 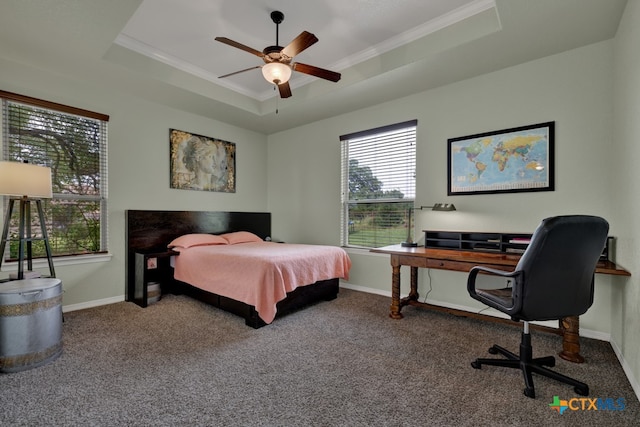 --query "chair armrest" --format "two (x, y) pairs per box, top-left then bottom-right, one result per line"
(467, 266), (524, 315)
(467, 266), (520, 292)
